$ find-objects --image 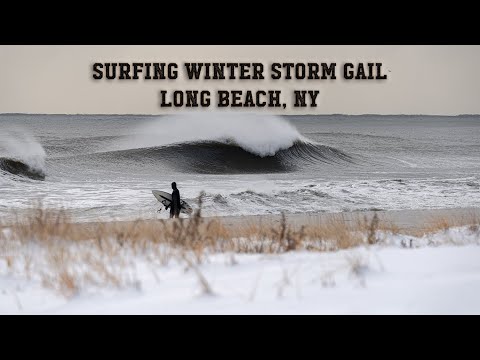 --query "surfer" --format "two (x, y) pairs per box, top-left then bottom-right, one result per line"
(165, 182), (181, 218)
